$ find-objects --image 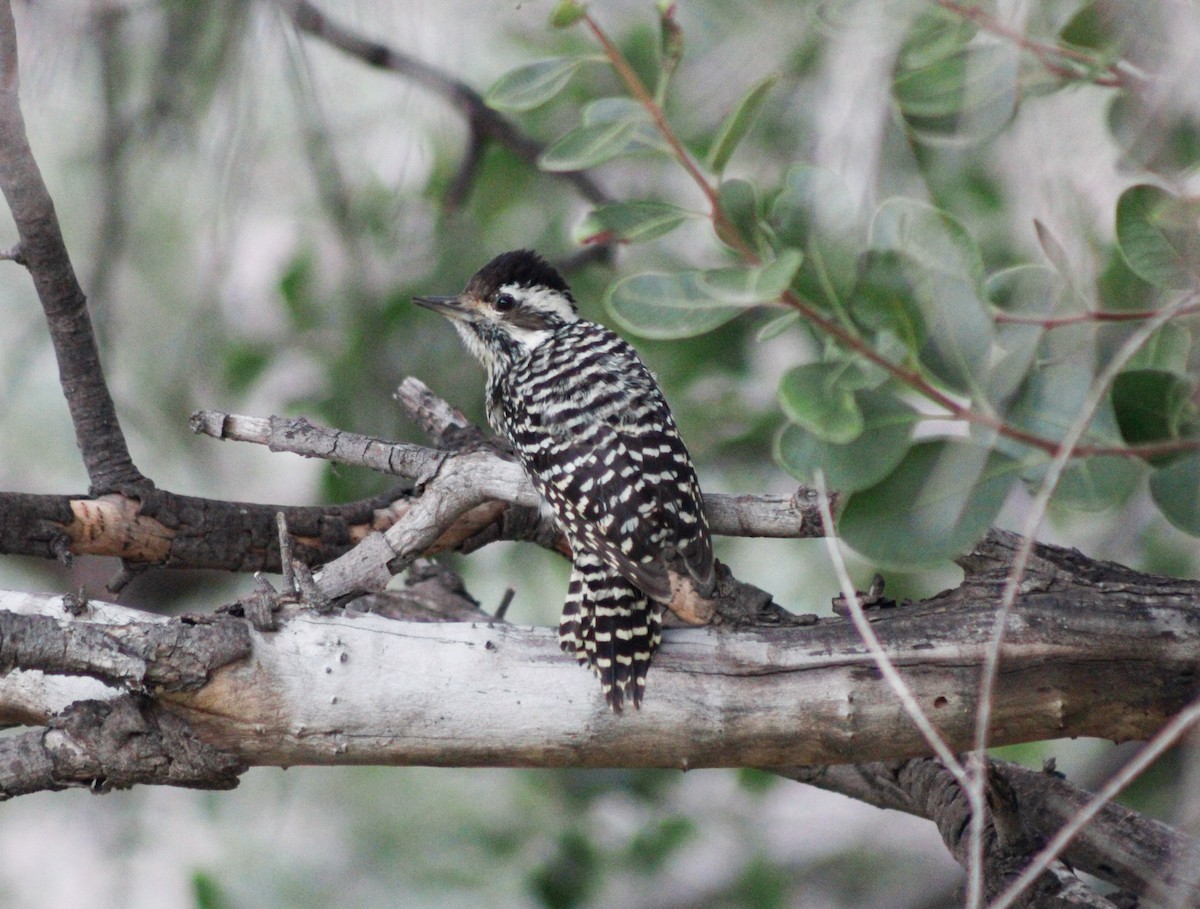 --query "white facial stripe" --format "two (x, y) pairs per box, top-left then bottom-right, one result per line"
(500, 283), (579, 324)
(504, 324), (553, 350)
